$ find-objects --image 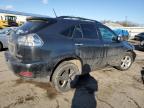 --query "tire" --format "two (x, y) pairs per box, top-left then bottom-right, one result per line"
(116, 52), (133, 71)
(0, 42), (3, 51)
(52, 61), (81, 92)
